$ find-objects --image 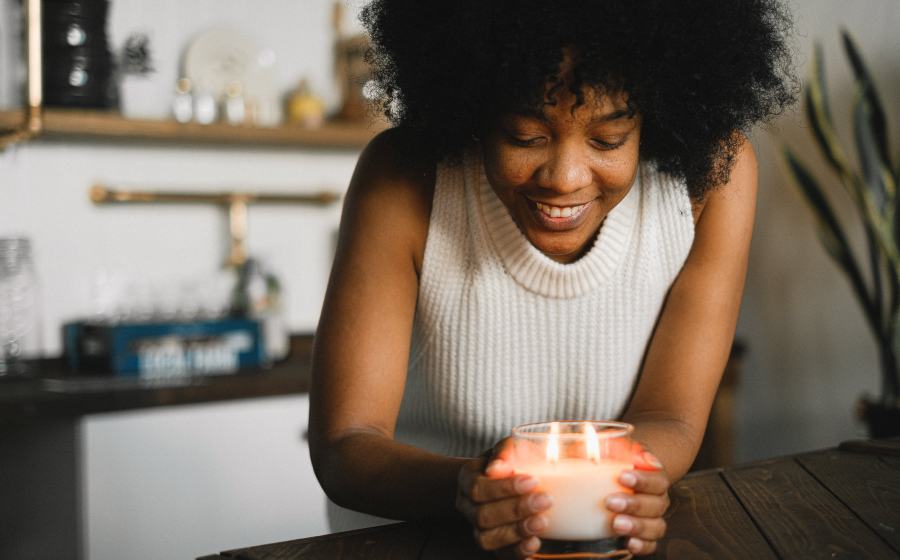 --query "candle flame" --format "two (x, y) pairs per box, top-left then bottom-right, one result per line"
(584, 423), (600, 462)
(546, 422), (560, 463)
